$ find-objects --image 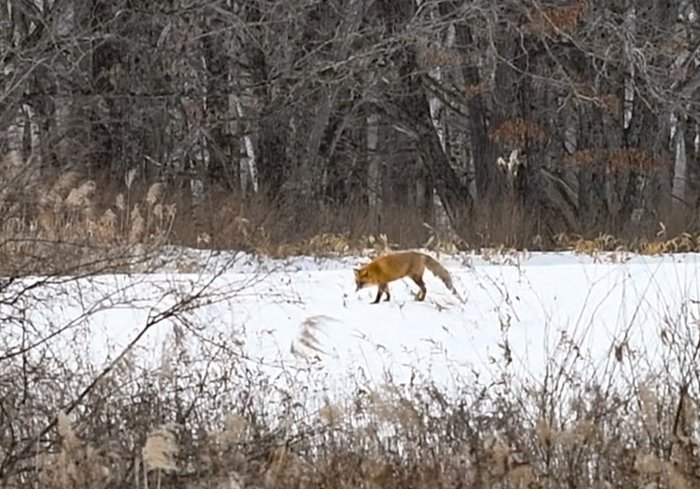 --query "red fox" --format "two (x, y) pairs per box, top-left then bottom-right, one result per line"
(353, 251), (464, 304)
